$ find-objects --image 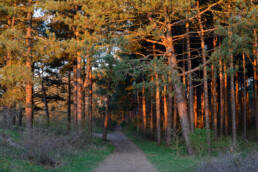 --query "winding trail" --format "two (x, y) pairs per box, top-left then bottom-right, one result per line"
(93, 126), (157, 172)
